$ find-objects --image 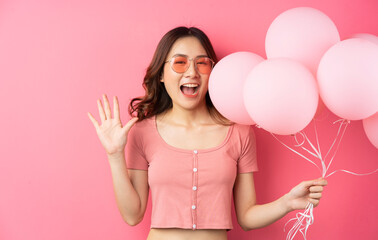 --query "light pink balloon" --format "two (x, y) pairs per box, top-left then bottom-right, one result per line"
(350, 33), (378, 45)
(317, 38), (378, 120)
(209, 52), (264, 125)
(363, 112), (378, 148)
(244, 58), (319, 135)
(265, 7), (340, 75)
